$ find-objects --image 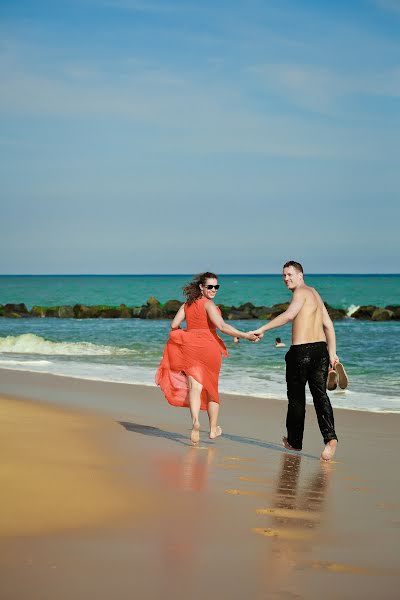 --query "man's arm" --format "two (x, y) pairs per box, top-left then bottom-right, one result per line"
(251, 290), (306, 336)
(322, 304), (339, 367)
